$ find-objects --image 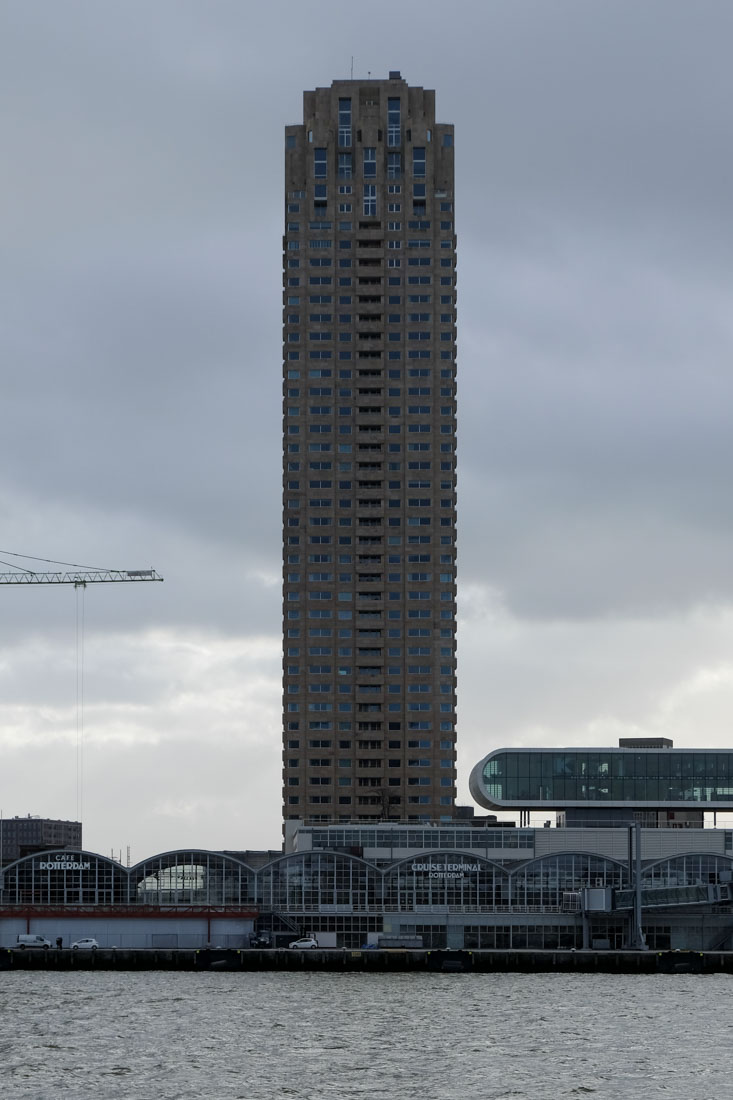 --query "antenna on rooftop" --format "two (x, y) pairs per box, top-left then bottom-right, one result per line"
(351, 56), (353, 79)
